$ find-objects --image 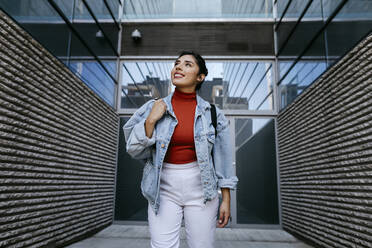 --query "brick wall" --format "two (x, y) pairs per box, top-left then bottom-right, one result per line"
(0, 10), (119, 247)
(277, 33), (372, 247)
